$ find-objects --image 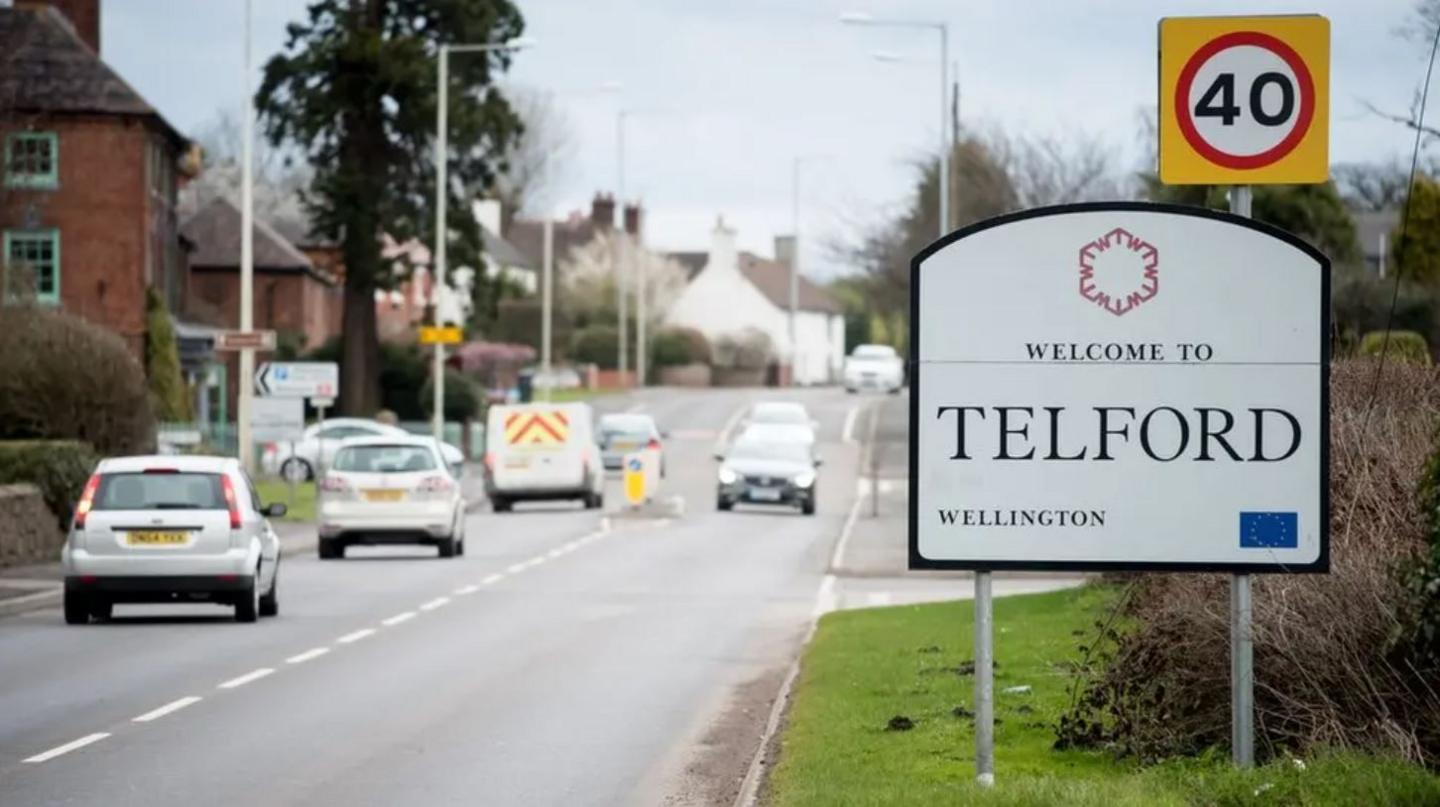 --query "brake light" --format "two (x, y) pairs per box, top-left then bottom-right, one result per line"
(483, 451), (495, 472)
(320, 475), (350, 493)
(418, 475), (454, 493)
(73, 474), (101, 529)
(220, 475), (242, 529)
(143, 468), (179, 474)
(646, 438), (662, 451)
